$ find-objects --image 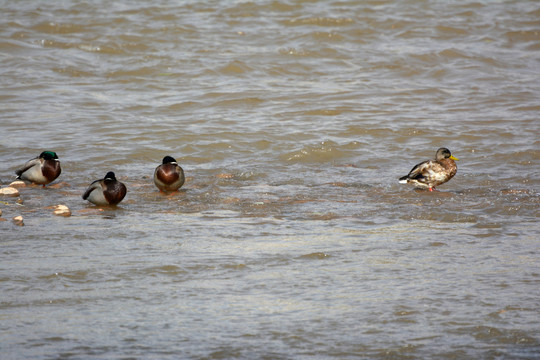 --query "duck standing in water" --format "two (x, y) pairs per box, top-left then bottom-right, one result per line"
(82, 172), (127, 206)
(399, 148), (459, 191)
(153, 156), (185, 192)
(15, 151), (61, 187)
